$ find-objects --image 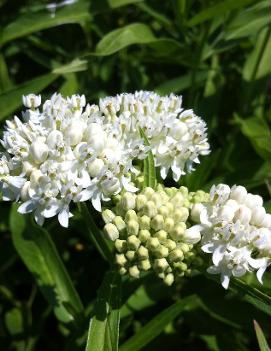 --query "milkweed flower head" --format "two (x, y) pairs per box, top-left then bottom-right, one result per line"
(0, 93), (142, 227)
(190, 184), (271, 289)
(98, 91), (210, 181)
(102, 185), (207, 285)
